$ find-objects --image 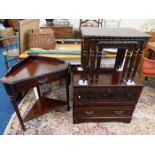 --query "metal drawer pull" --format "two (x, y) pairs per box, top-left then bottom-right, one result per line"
(38, 78), (48, 84)
(114, 110), (124, 115)
(85, 110), (94, 115)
